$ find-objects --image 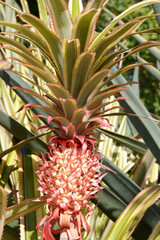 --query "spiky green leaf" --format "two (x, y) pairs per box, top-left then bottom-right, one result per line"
(68, 0), (83, 21)
(62, 38), (80, 91)
(72, 9), (99, 52)
(45, 0), (72, 40)
(19, 13), (63, 78)
(98, 128), (147, 155)
(77, 69), (111, 106)
(71, 52), (95, 98)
